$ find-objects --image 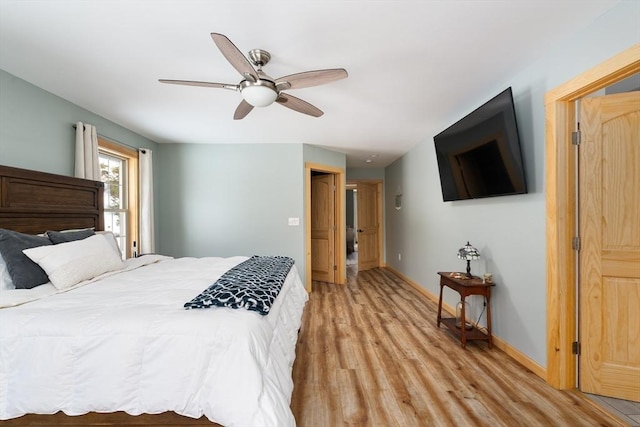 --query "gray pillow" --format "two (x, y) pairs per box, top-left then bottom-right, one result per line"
(47, 229), (95, 244)
(0, 229), (52, 289)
